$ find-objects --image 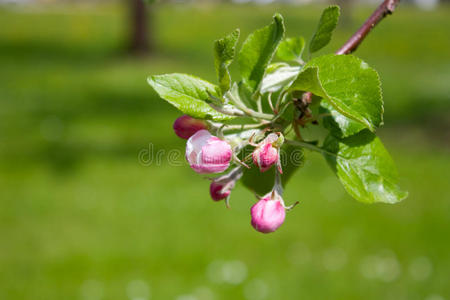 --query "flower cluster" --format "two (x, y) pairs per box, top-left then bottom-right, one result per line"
(148, 11), (408, 229)
(173, 114), (297, 234)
